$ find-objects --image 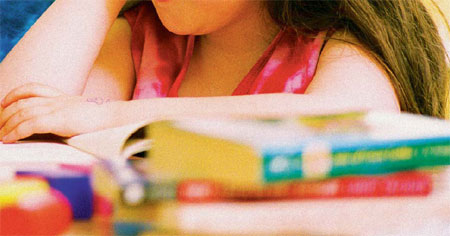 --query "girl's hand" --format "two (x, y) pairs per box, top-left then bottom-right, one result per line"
(0, 83), (122, 143)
